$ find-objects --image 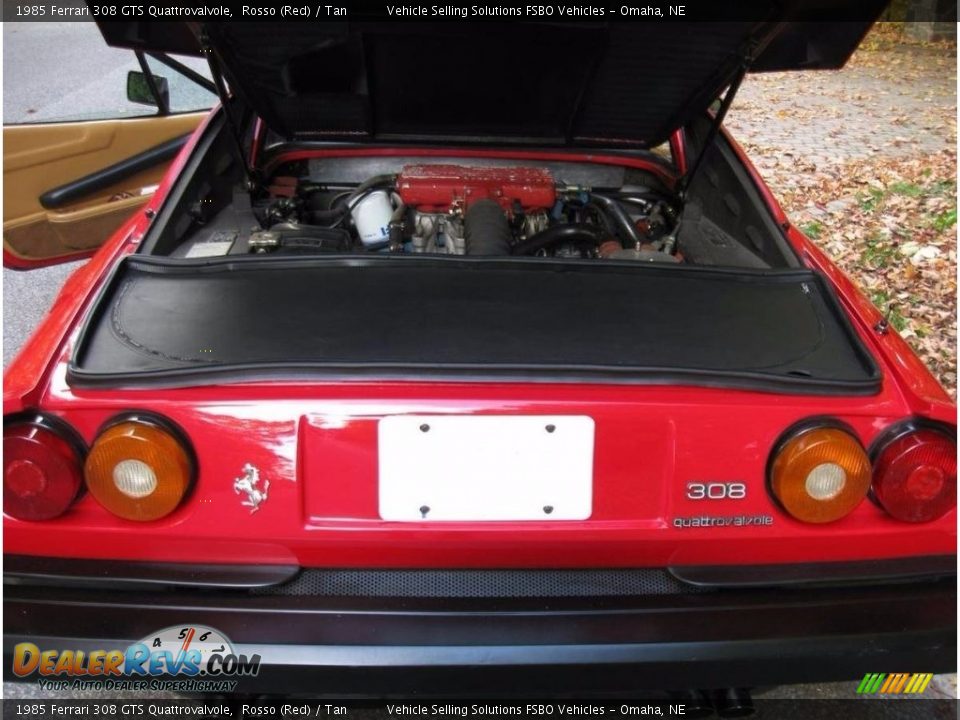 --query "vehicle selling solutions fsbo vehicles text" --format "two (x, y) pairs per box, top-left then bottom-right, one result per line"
(385, 6), (686, 18)
(383, 705), (686, 716)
